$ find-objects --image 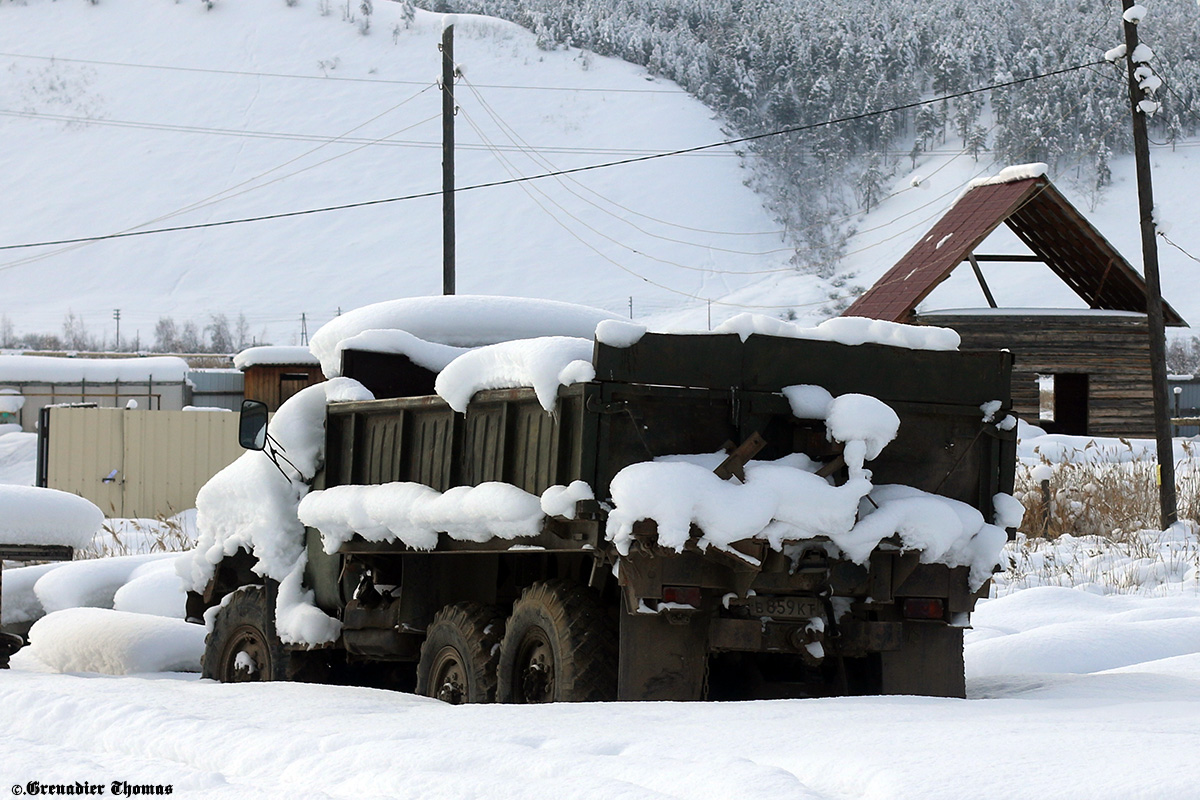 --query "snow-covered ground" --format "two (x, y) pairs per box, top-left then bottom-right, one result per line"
(2, 583), (1198, 799)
